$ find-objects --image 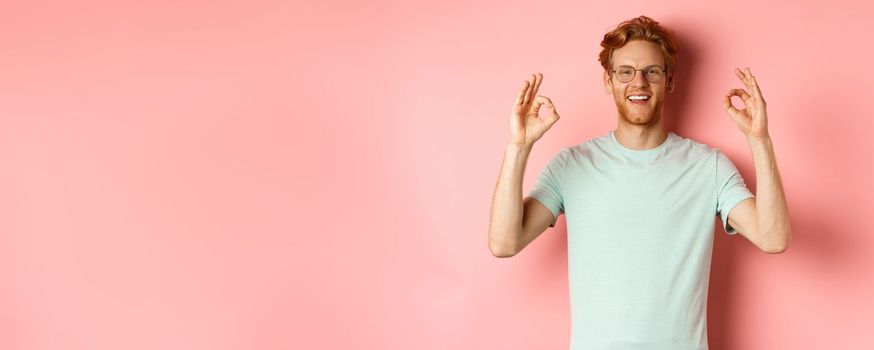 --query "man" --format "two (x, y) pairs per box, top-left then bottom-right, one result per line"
(487, 15), (791, 349)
